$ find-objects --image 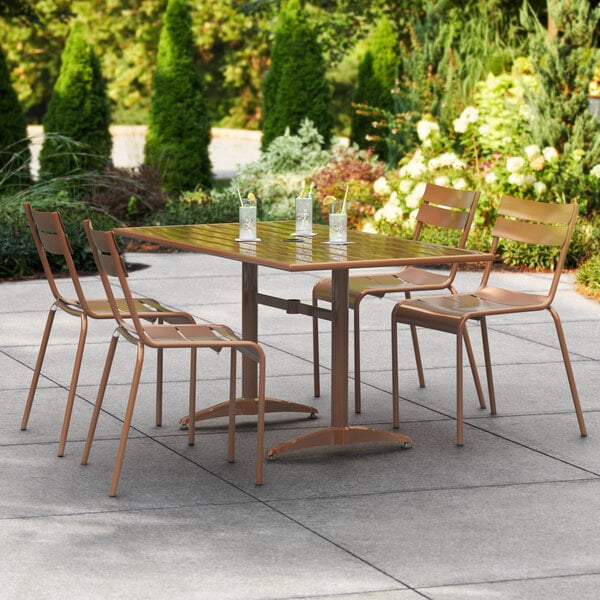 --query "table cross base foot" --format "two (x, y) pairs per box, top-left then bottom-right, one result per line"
(179, 397), (318, 429)
(266, 425), (413, 459)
